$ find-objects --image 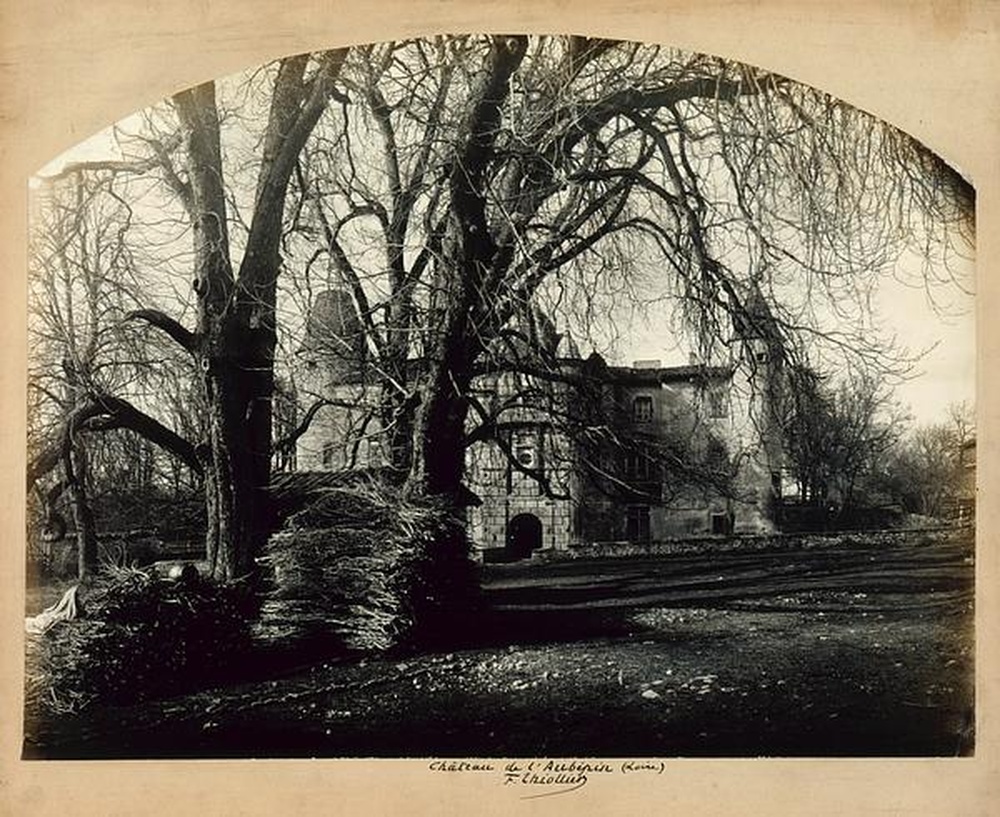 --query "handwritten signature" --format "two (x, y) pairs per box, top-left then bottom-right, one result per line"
(426, 759), (666, 798)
